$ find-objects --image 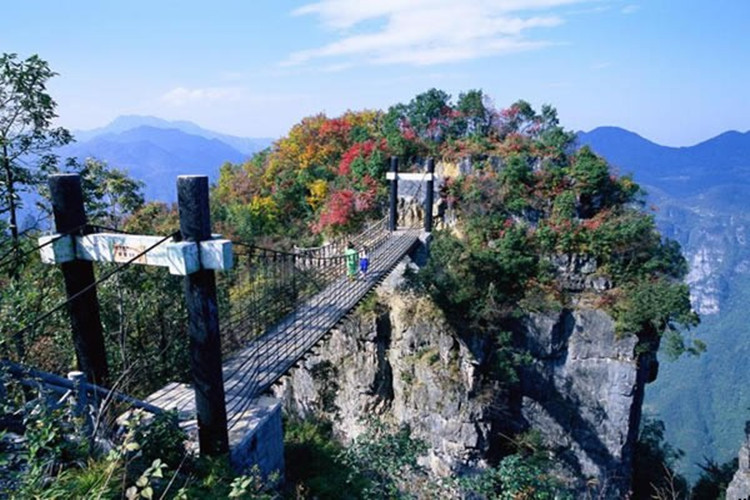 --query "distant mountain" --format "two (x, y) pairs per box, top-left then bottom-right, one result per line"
(55, 116), (276, 202)
(74, 115), (274, 156)
(59, 125), (250, 201)
(579, 126), (750, 480)
(578, 127), (750, 199)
